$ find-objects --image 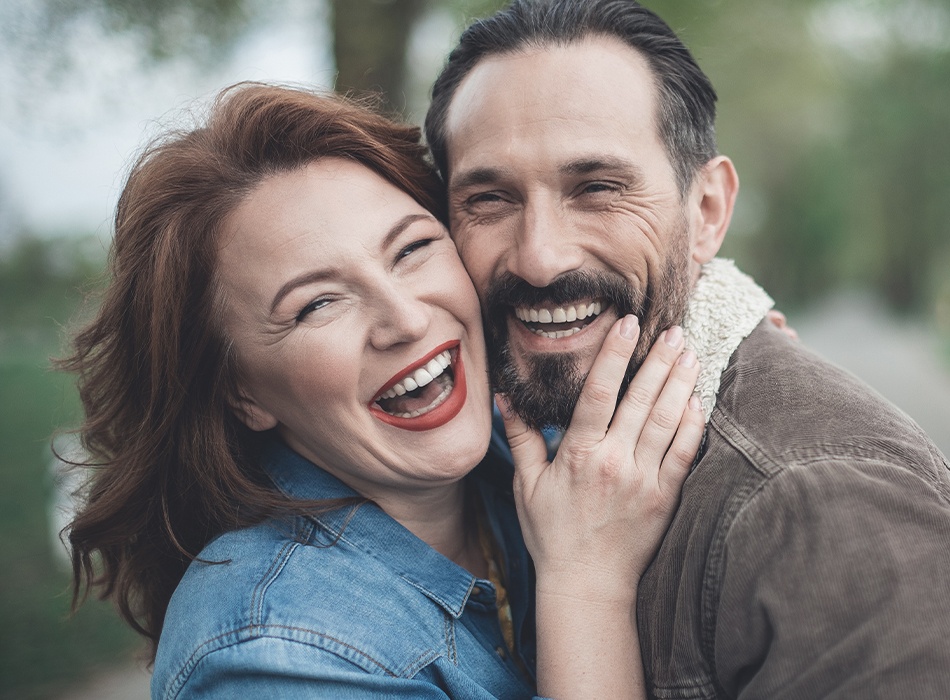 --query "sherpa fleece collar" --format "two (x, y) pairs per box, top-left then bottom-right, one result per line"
(682, 258), (774, 421)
